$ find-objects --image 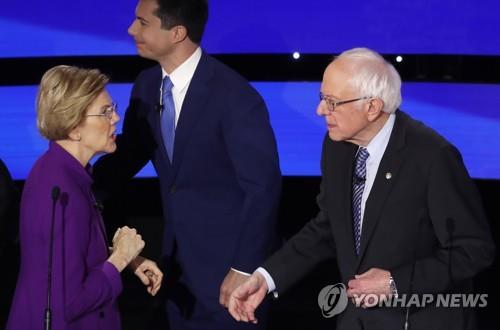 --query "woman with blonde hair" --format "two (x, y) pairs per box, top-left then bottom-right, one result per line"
(7, 65), (162, 329)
